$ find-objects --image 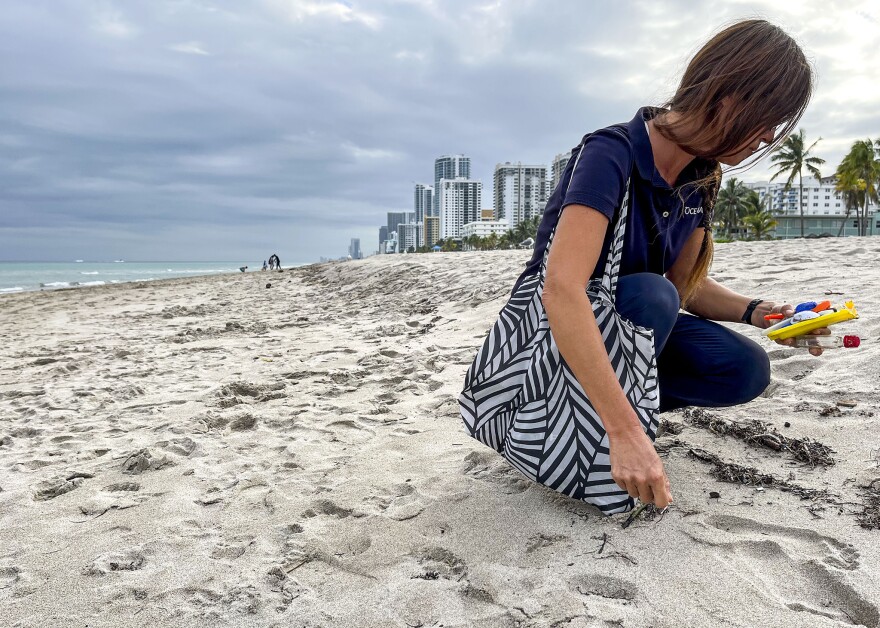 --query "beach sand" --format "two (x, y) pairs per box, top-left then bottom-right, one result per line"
(1, 238), (879, 627)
